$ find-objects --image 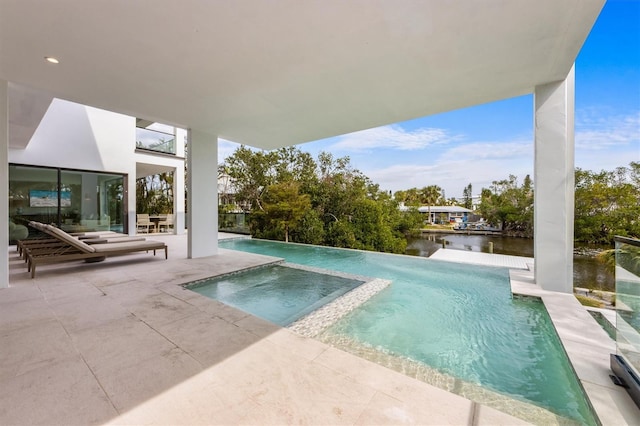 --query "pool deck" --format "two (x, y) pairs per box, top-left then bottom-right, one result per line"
(1, 235), (638, 425)
(430, 248), (534, 269)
